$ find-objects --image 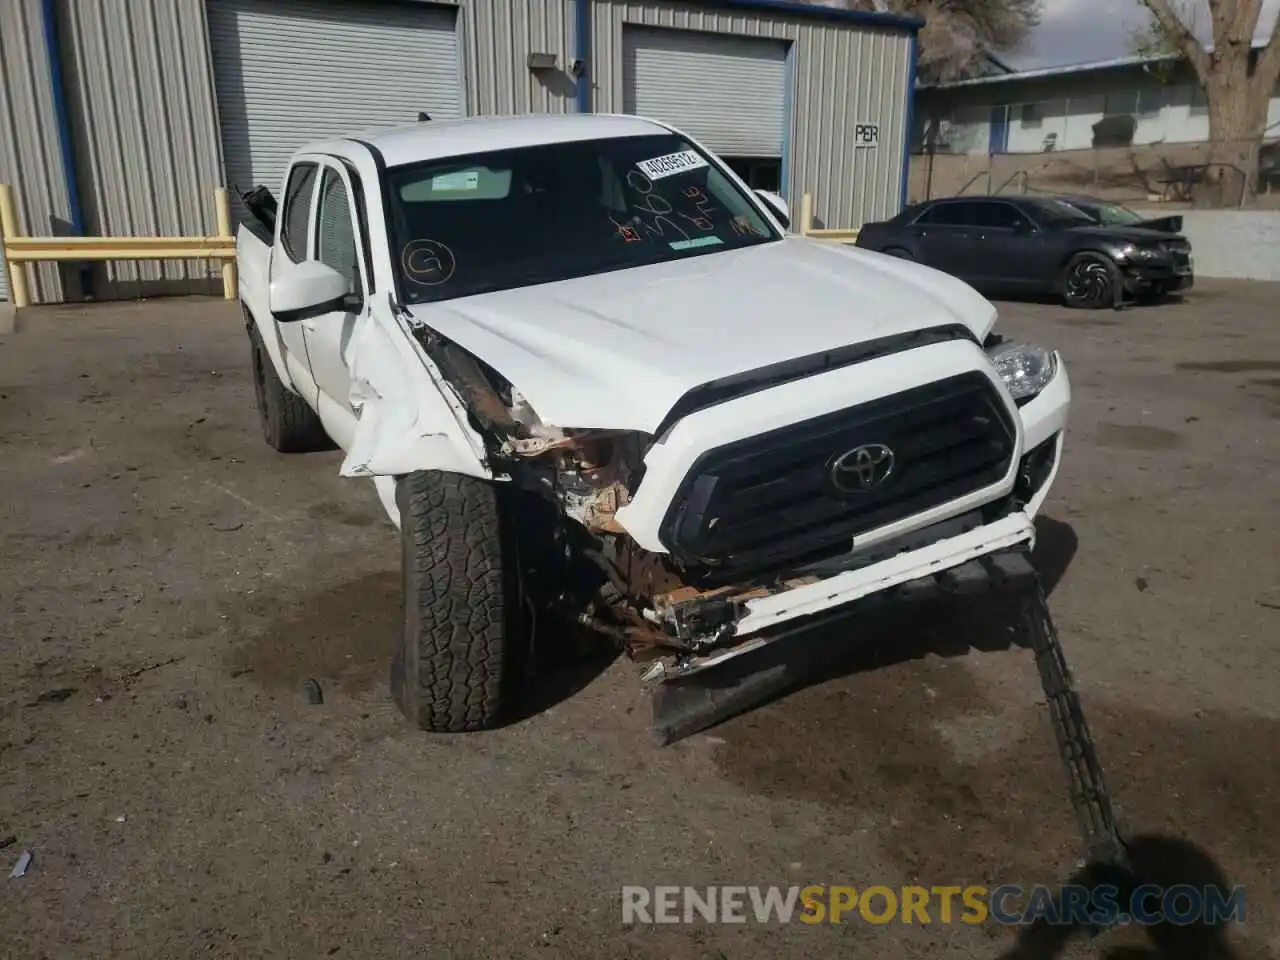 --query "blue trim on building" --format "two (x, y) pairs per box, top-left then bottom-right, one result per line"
(899, 32), (918, 212)
(695, 0), (922, 33)
(574, 0), (592, 113)
(780, 39), (794, 215)
(41, 0), (91, 296)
